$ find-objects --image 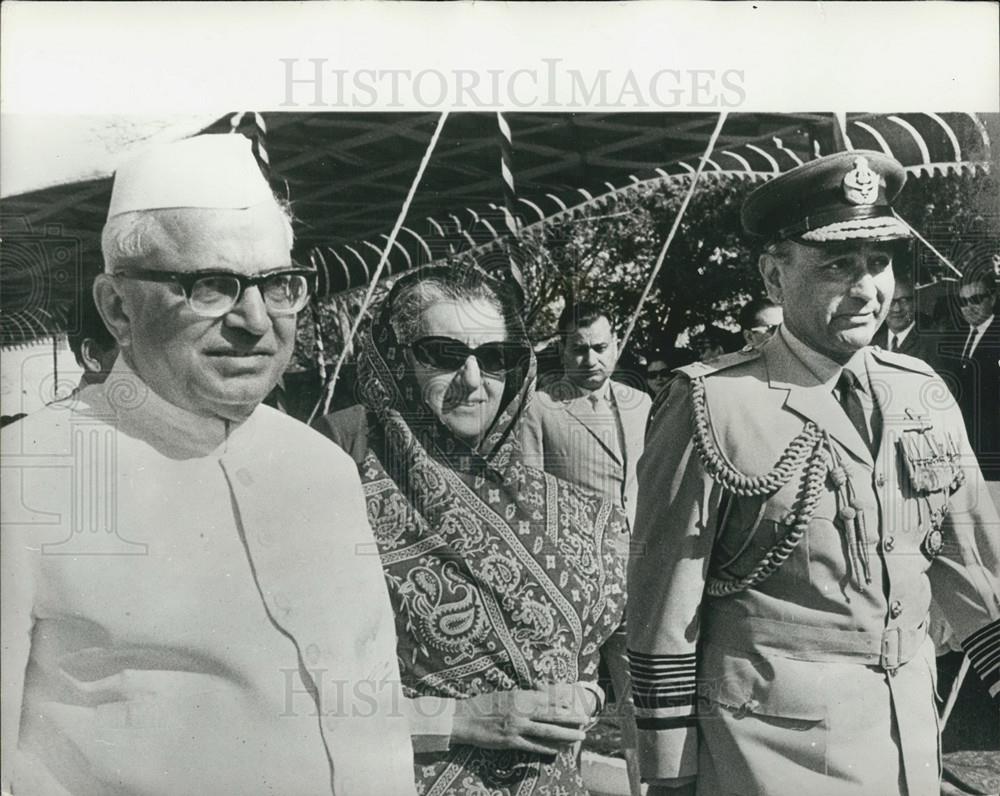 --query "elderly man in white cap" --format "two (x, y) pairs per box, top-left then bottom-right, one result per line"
(1, 135), (415, 795)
